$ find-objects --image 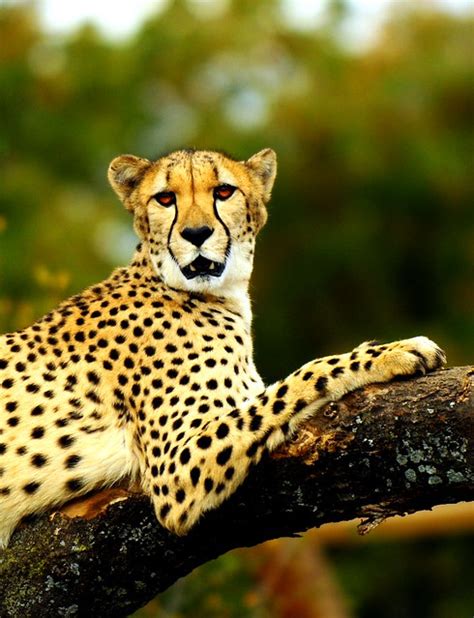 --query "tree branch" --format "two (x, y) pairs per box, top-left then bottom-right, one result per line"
(1, 367), (473, 617)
